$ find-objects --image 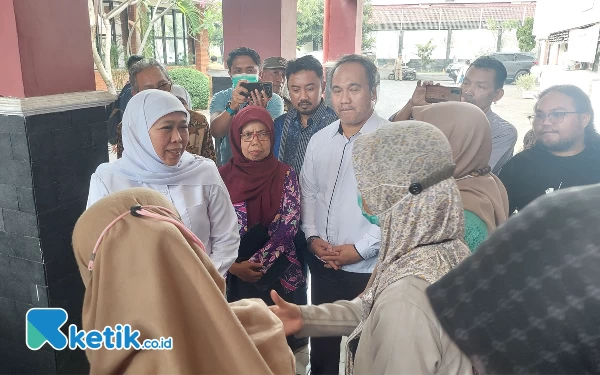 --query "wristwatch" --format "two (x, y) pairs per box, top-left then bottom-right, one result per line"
(225, 101), (238, 116)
